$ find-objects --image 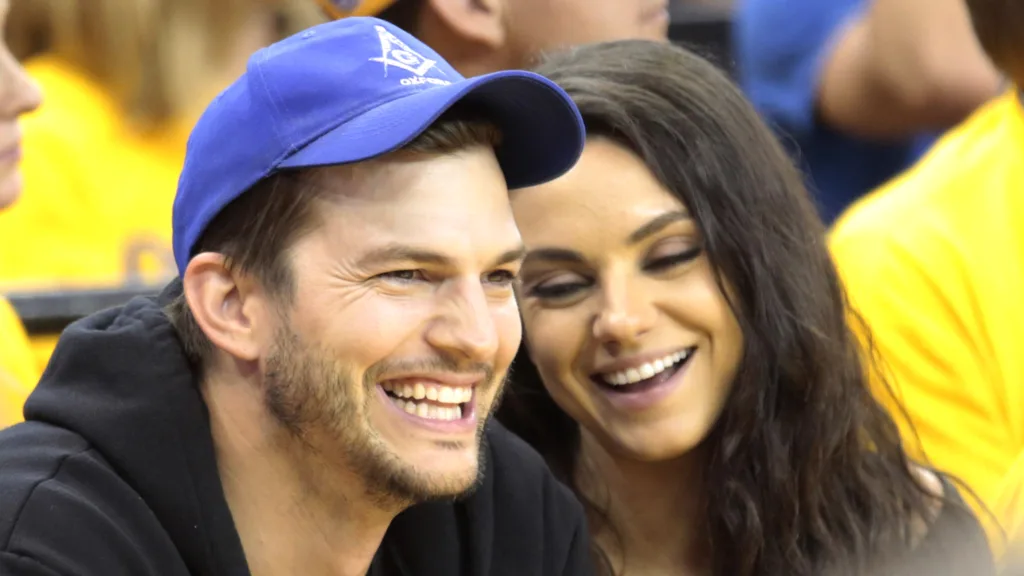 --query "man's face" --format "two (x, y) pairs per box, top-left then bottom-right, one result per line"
(503, 0), (670, 66)
(261, 145), (524, 505)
